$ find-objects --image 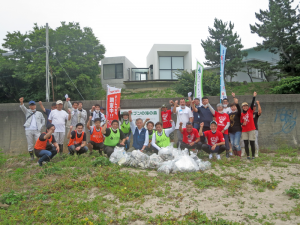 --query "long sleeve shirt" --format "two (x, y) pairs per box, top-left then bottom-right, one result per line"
(130, 120), (149, 147)
(151, 121), (175, 151)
